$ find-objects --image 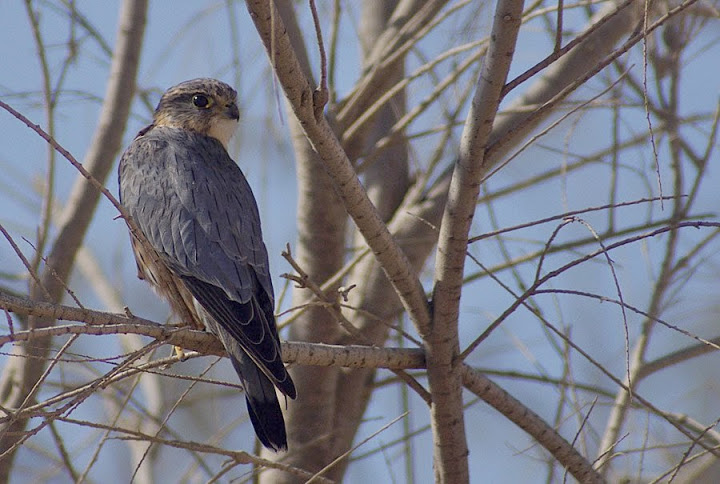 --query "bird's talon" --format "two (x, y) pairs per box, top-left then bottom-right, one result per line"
(173, 345), (187, 361)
